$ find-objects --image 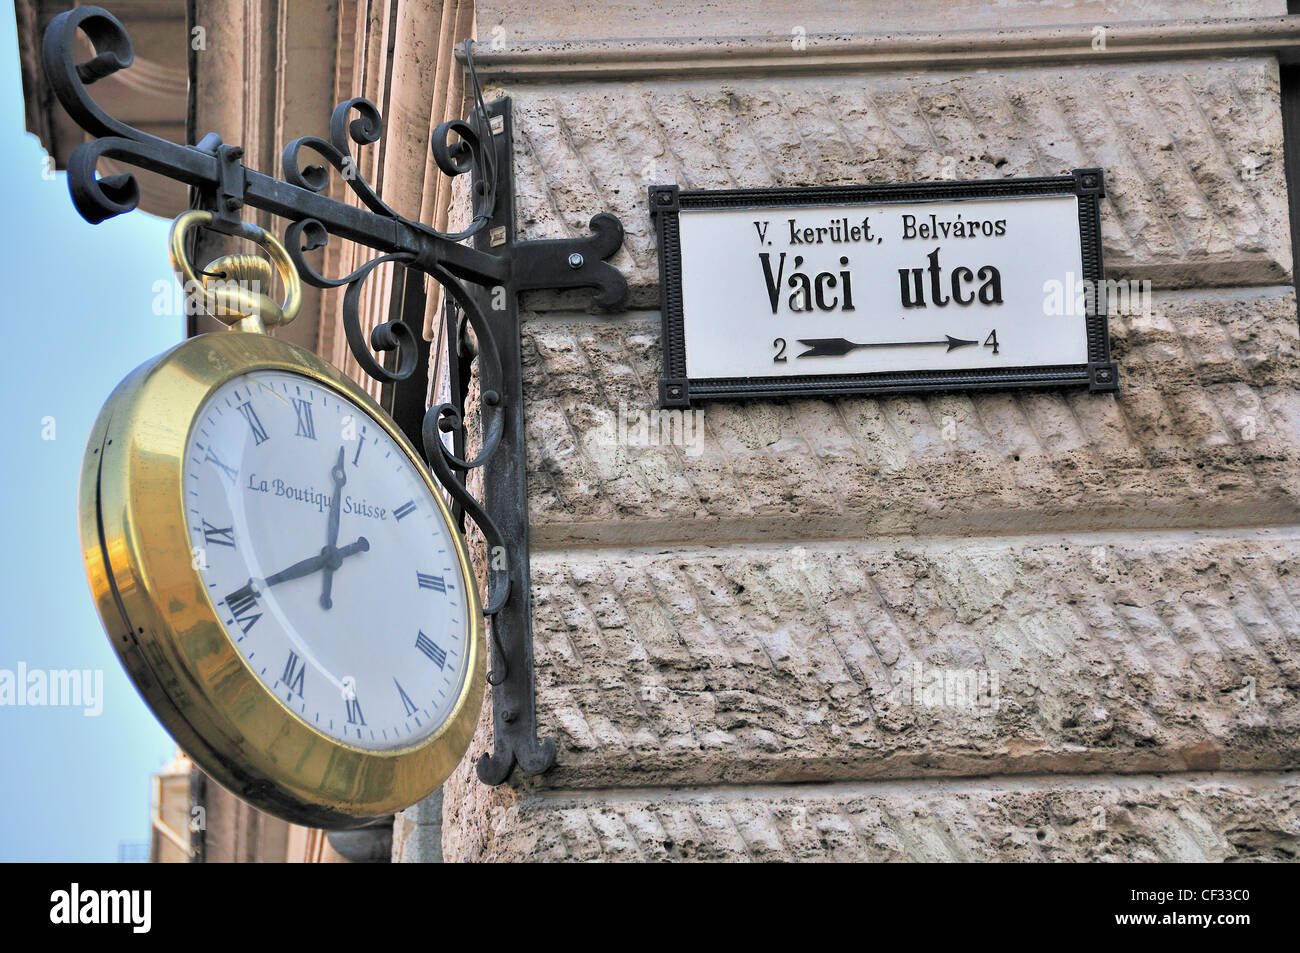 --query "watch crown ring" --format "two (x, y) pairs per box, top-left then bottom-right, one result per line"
(168, 209), (303, 334)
